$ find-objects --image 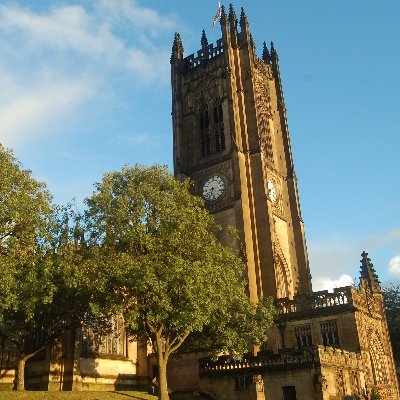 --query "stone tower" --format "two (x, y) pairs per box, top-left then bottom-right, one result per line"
(171, 5), (312, 302)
